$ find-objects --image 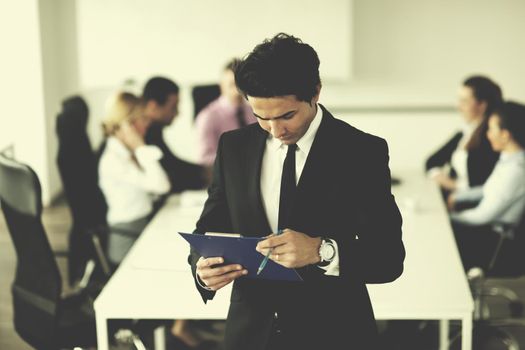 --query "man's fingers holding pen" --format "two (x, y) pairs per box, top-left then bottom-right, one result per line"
(256, 245), (291, 259)
(257, 230), (323, 268)
(256, 233), (288, 252)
